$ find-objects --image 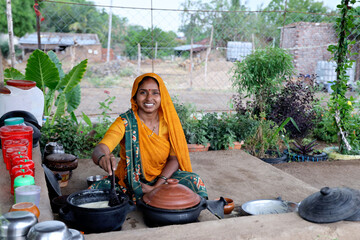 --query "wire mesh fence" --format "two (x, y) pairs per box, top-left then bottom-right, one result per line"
(9, 1), (360, 114)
